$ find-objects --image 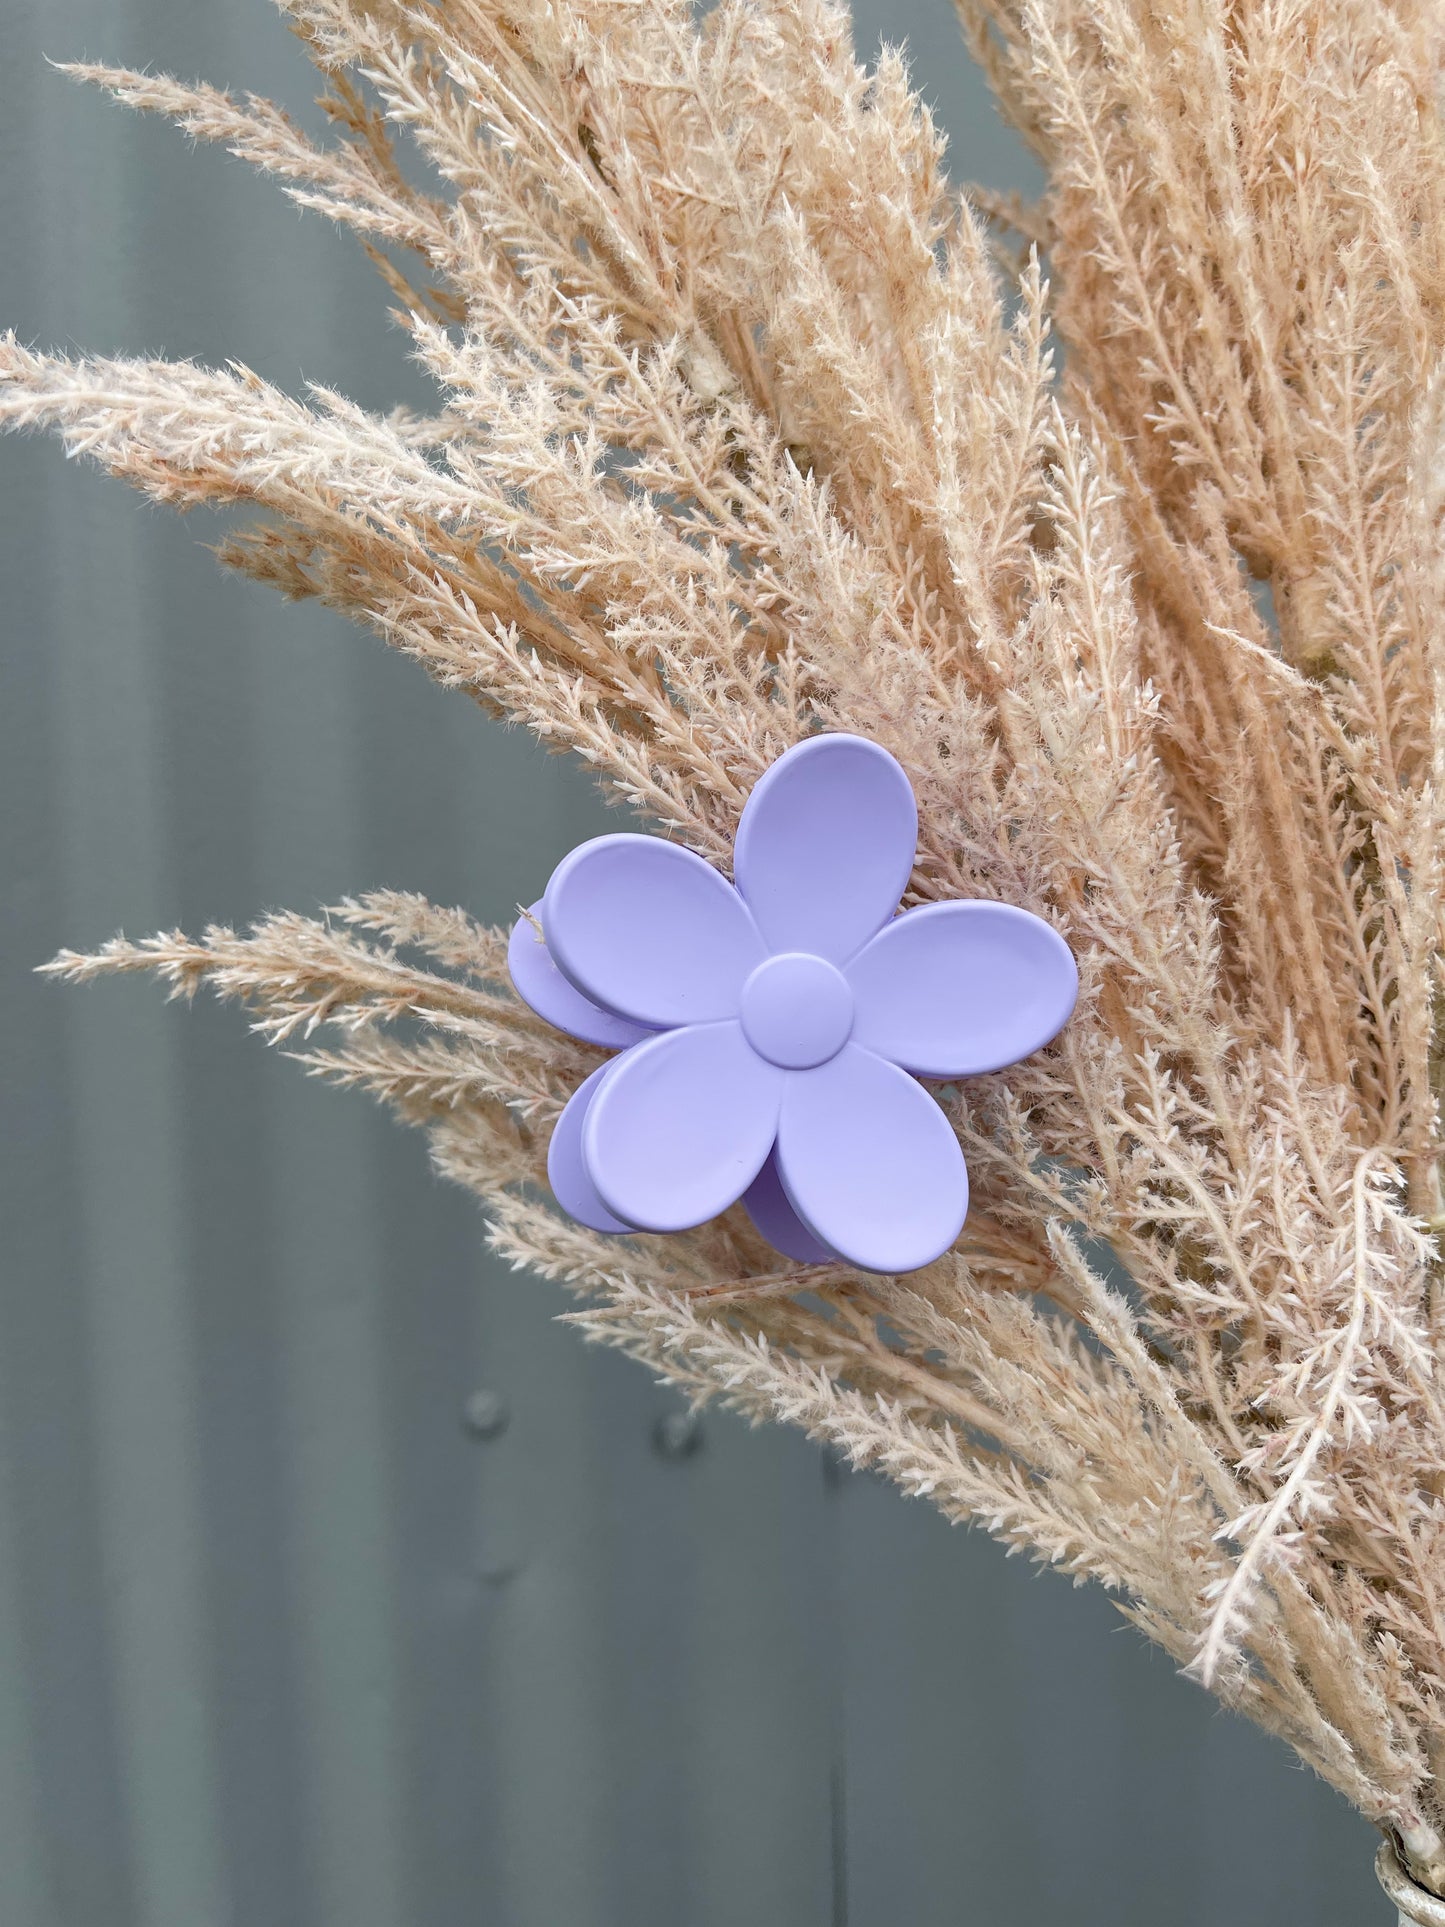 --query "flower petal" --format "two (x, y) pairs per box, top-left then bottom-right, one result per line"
(584, 1022), (783, 1232)
(547, 1060), (638, 1235)
(733, 735), (917, 962)
(775, 1045), (968, 1272)
(545, 835), (764, 1027)
(743, 1151), (841, 1265)
(508, 903), (653, 1049)
(847, 901), (1078, 1078)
